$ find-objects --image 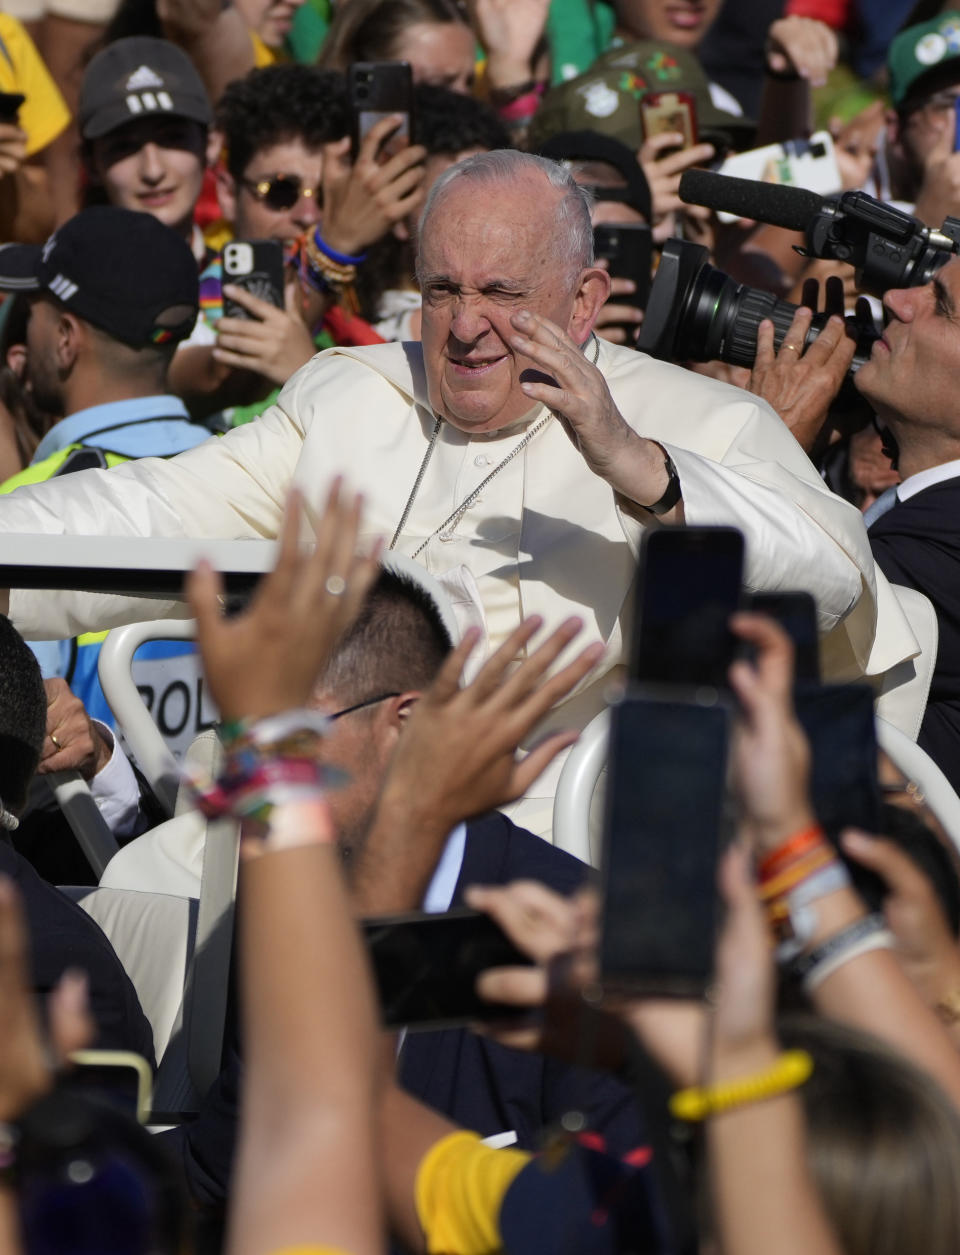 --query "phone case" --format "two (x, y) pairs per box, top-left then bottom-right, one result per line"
(716, 131), (842, 223)
(640, 90), (698, 148)
(222, 240), (285, 320)
(349, 61), (413, 157)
